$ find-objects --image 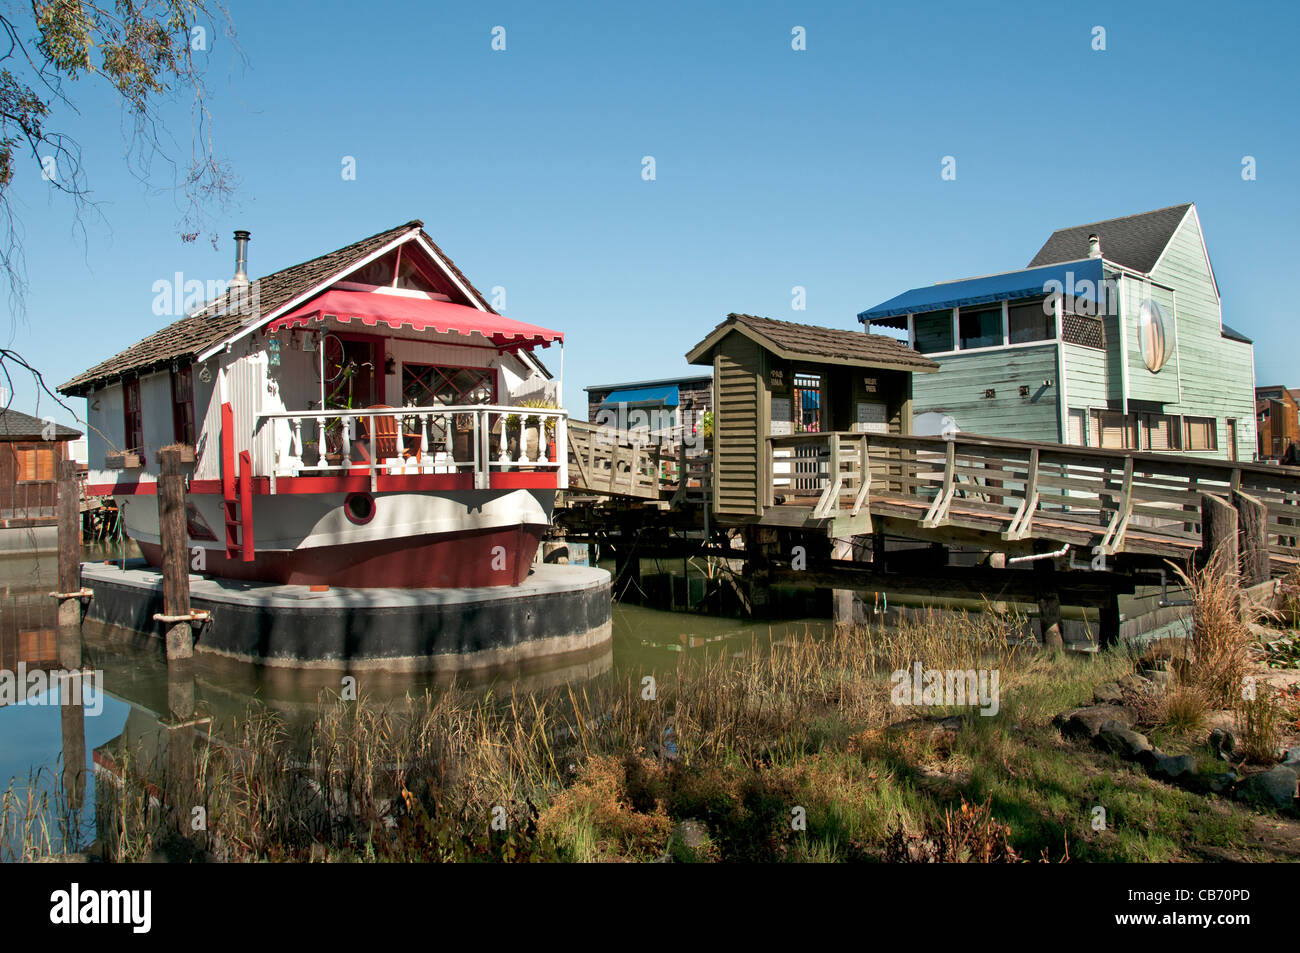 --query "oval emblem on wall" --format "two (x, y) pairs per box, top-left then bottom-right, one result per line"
(1138, 298), (1170, 372)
